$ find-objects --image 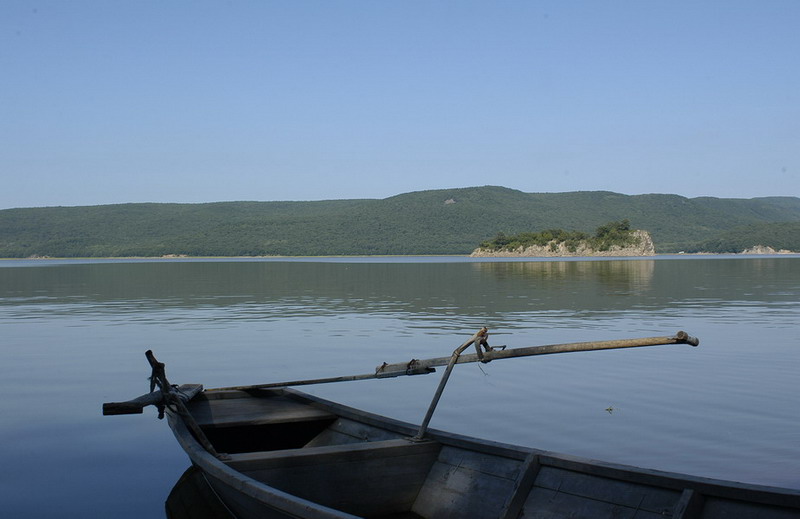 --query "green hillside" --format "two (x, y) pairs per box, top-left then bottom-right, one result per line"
(1, 186), (799, 257)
